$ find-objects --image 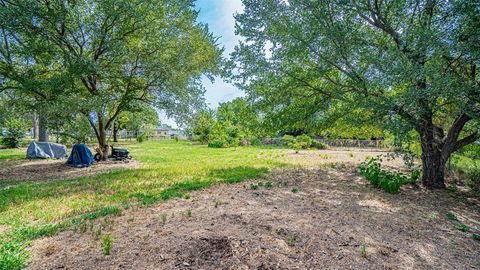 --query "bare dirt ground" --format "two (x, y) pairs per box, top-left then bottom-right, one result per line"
(0, 158), (139, 183)
(283, 148), (408, 170)
(28, 167), (480, 269)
